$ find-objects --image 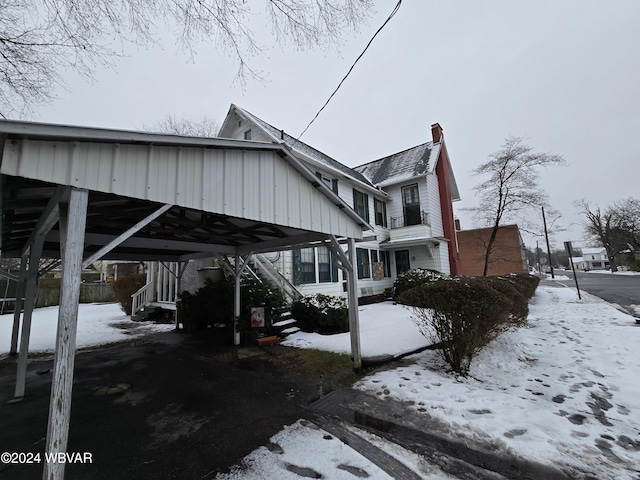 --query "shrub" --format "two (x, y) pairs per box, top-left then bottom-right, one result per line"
(400, 278), (512, 376)
(237, 277), (288, 342)
(111, 273), (147, 315)
(291, 294), (349, 334)
(474, 276), (529, 326)
(393, 268), (449, 300)
(177, 276), (287, 341)
(177, 278), (234, 332)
